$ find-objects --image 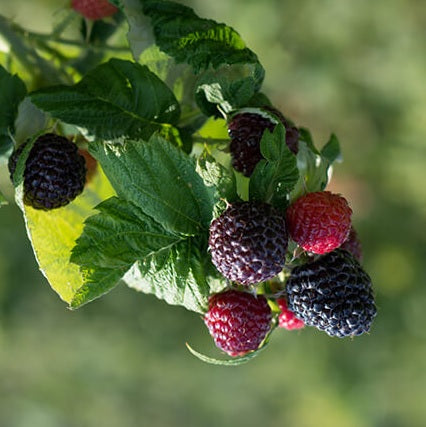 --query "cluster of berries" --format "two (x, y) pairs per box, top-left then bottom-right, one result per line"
(205, 108), (376, 357)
